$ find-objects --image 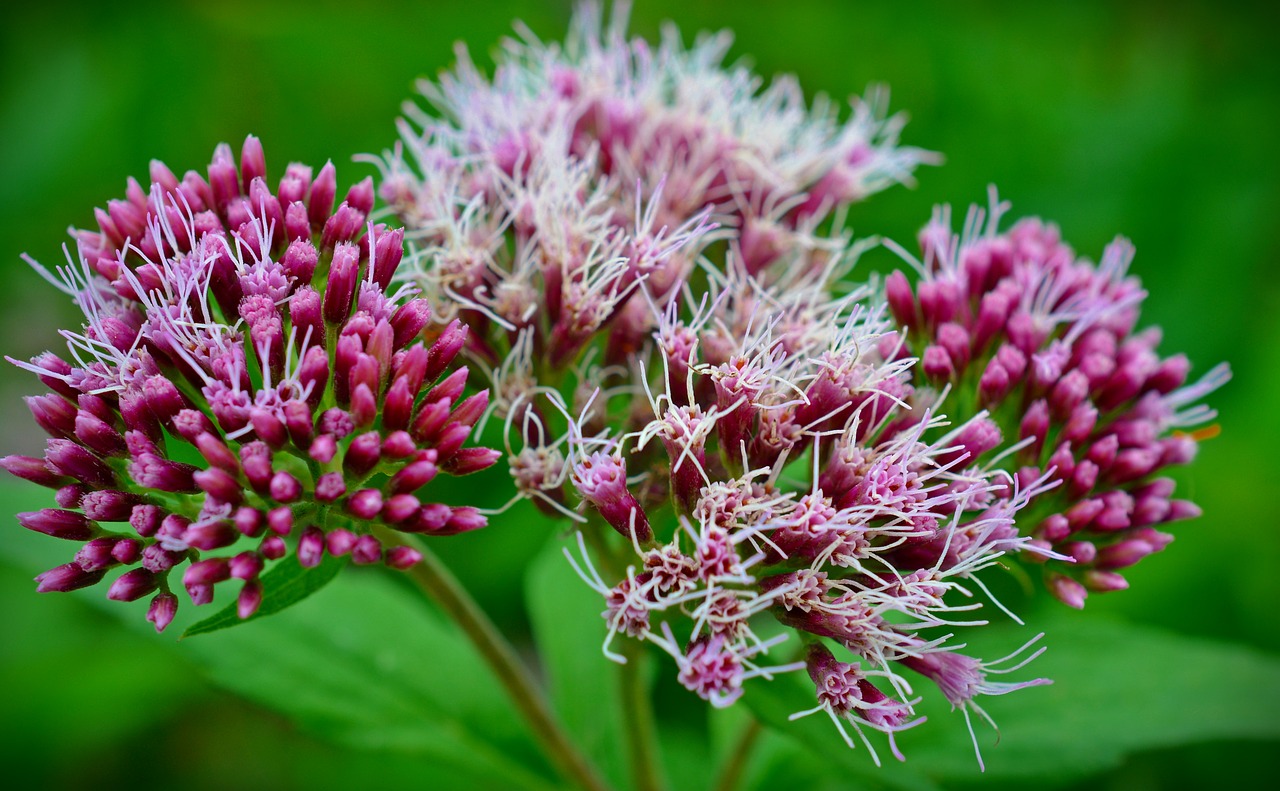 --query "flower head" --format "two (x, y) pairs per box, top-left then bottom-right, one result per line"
(883, 189), (1229, 607)
(5, 137), (496, 630)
